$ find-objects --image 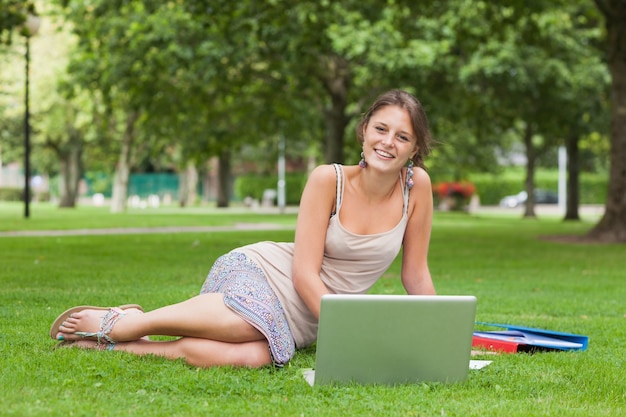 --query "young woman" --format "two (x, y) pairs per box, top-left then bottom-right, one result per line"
(50, 89), (436, 368)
